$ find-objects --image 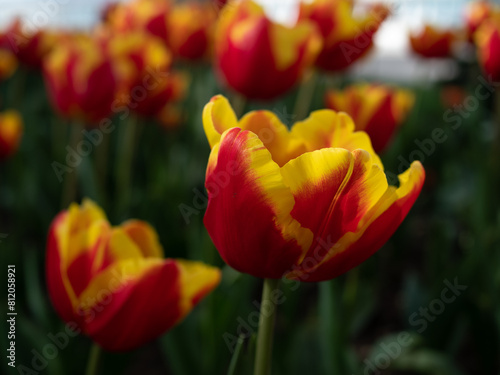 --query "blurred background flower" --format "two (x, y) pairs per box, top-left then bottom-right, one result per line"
(214, 0), (321, 100)
(409, 24), (456, 59)
(325, 83), (414, 152)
